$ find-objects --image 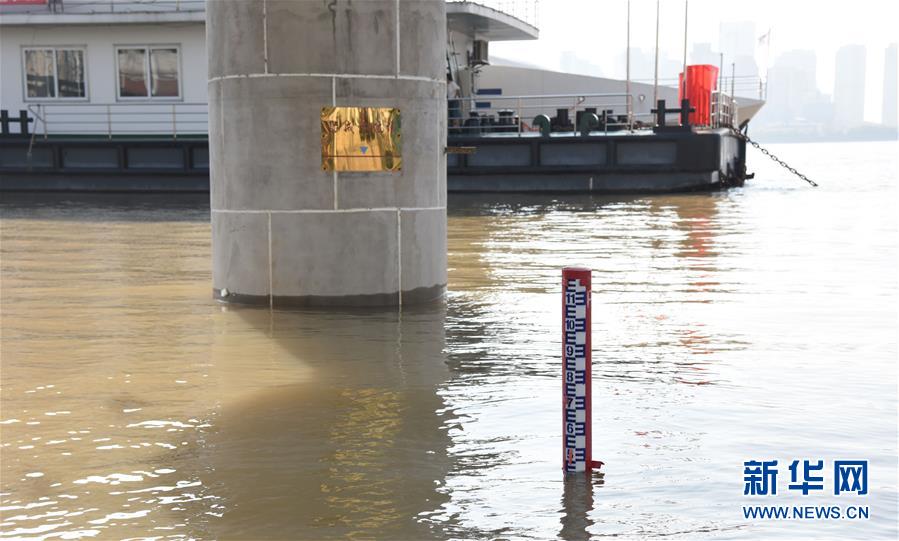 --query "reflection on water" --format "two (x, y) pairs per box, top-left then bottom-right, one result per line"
(559, 476), (597, 541)
(2, 142), (897, 539)
(198, 307), (451, 540)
